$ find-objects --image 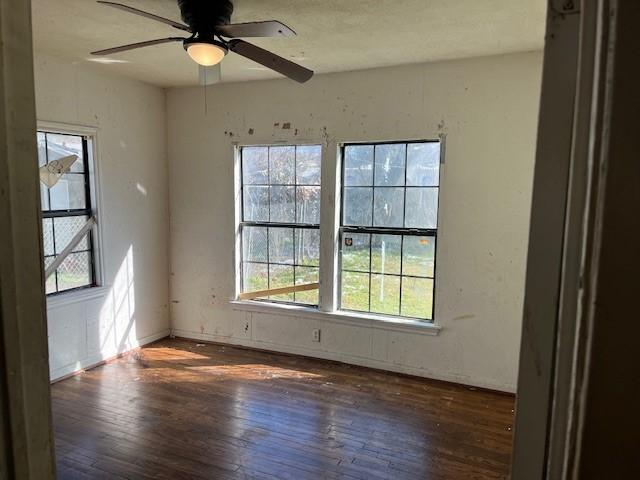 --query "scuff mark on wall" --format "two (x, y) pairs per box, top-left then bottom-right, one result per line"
(438, 118), (447, 133)
(321, 126), (331, 145)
